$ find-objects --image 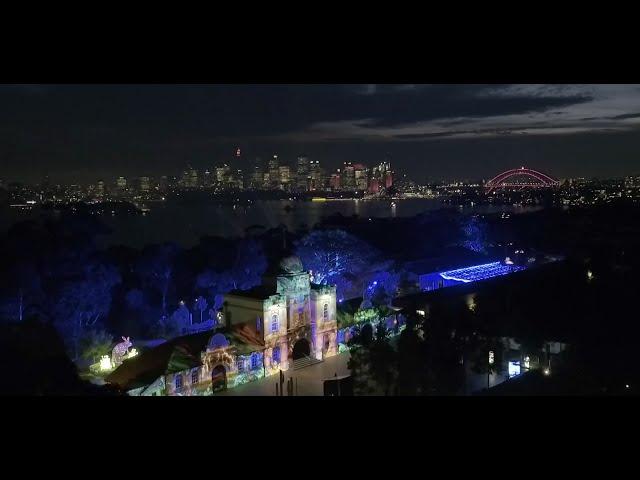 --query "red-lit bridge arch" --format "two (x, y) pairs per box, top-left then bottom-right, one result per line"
(485, 167), (560, 193)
